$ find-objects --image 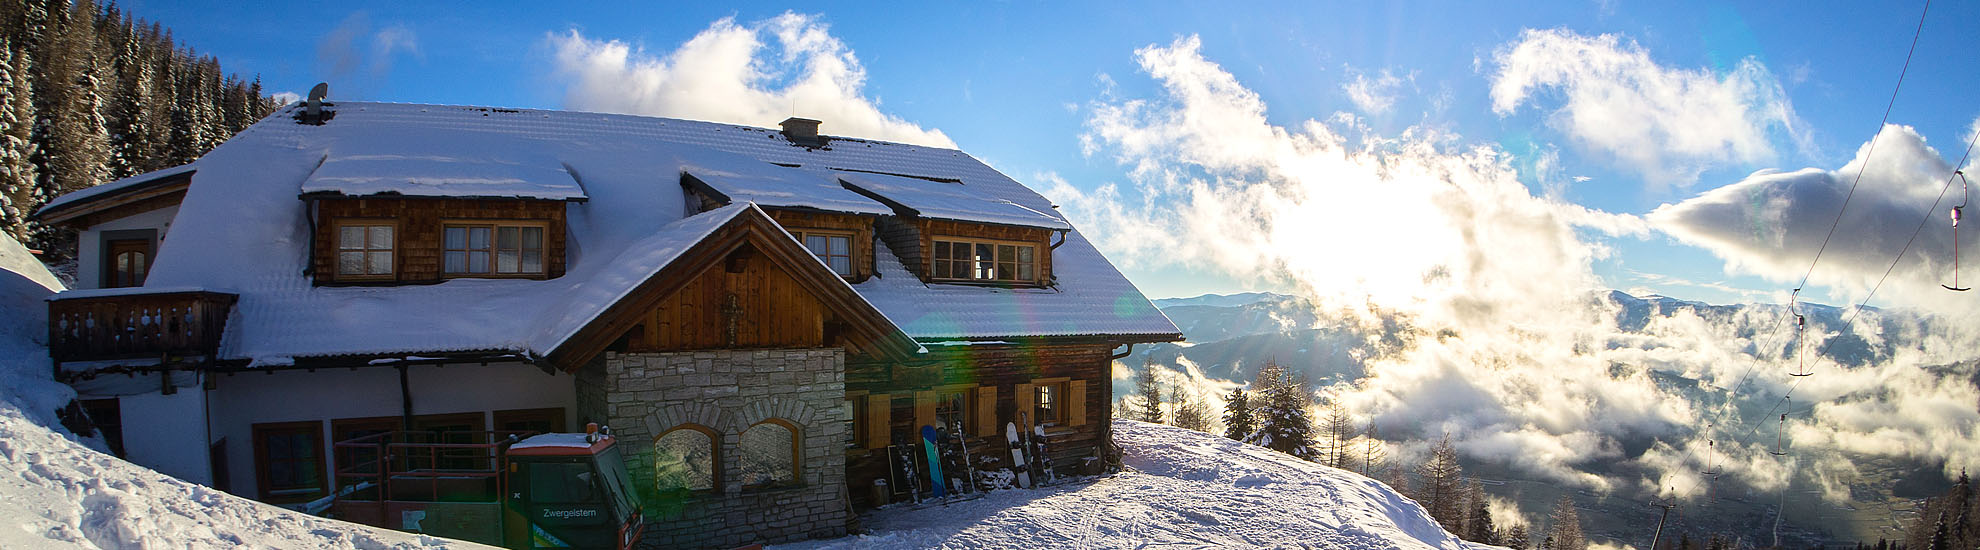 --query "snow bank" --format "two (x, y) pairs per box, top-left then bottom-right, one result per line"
(779, 420), (1493, 550)
(0, 247), (492, 549)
